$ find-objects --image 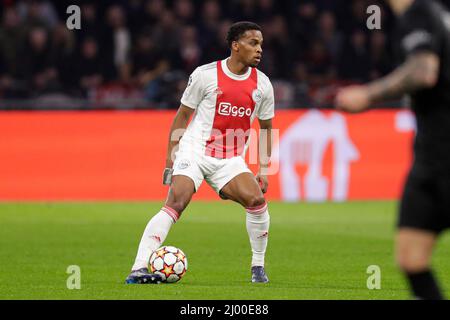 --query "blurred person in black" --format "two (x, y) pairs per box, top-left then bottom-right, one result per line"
(198, 0), (221, 50)
(304, 39), (335, 87)
(125, 0), (149, 36)
(291, 62), (312, 108)
(0, 7), (26, 79)
(126, 30), (169, 103)
(74, 37), (105, 98)
(178, 25), (202, 75)
(49, 22), (76, 94)
(267, 15), (292, 79)
(143, 0), (166, 27)
(0, 6), (27, 98)
(336, 0), (450, 300)
(21, 26), (59, 96)
(152, 10), (182, 64)
(231, 0), (257, 22)
(17, 0), (59, 29)
(103, 5), (131, 82)
(316, 11), (343, 65)
(0, 51), (12, 98)
(255, 0), (280, 24)
(173, 0), (196, 25)
(368, 31), (393, 81)
(291, 1), (317, 51)
(341, 0), (373, 33)
(76, 1), (102, 42)
(200, 19), (232, 64)
(338, 29), (370, 82)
